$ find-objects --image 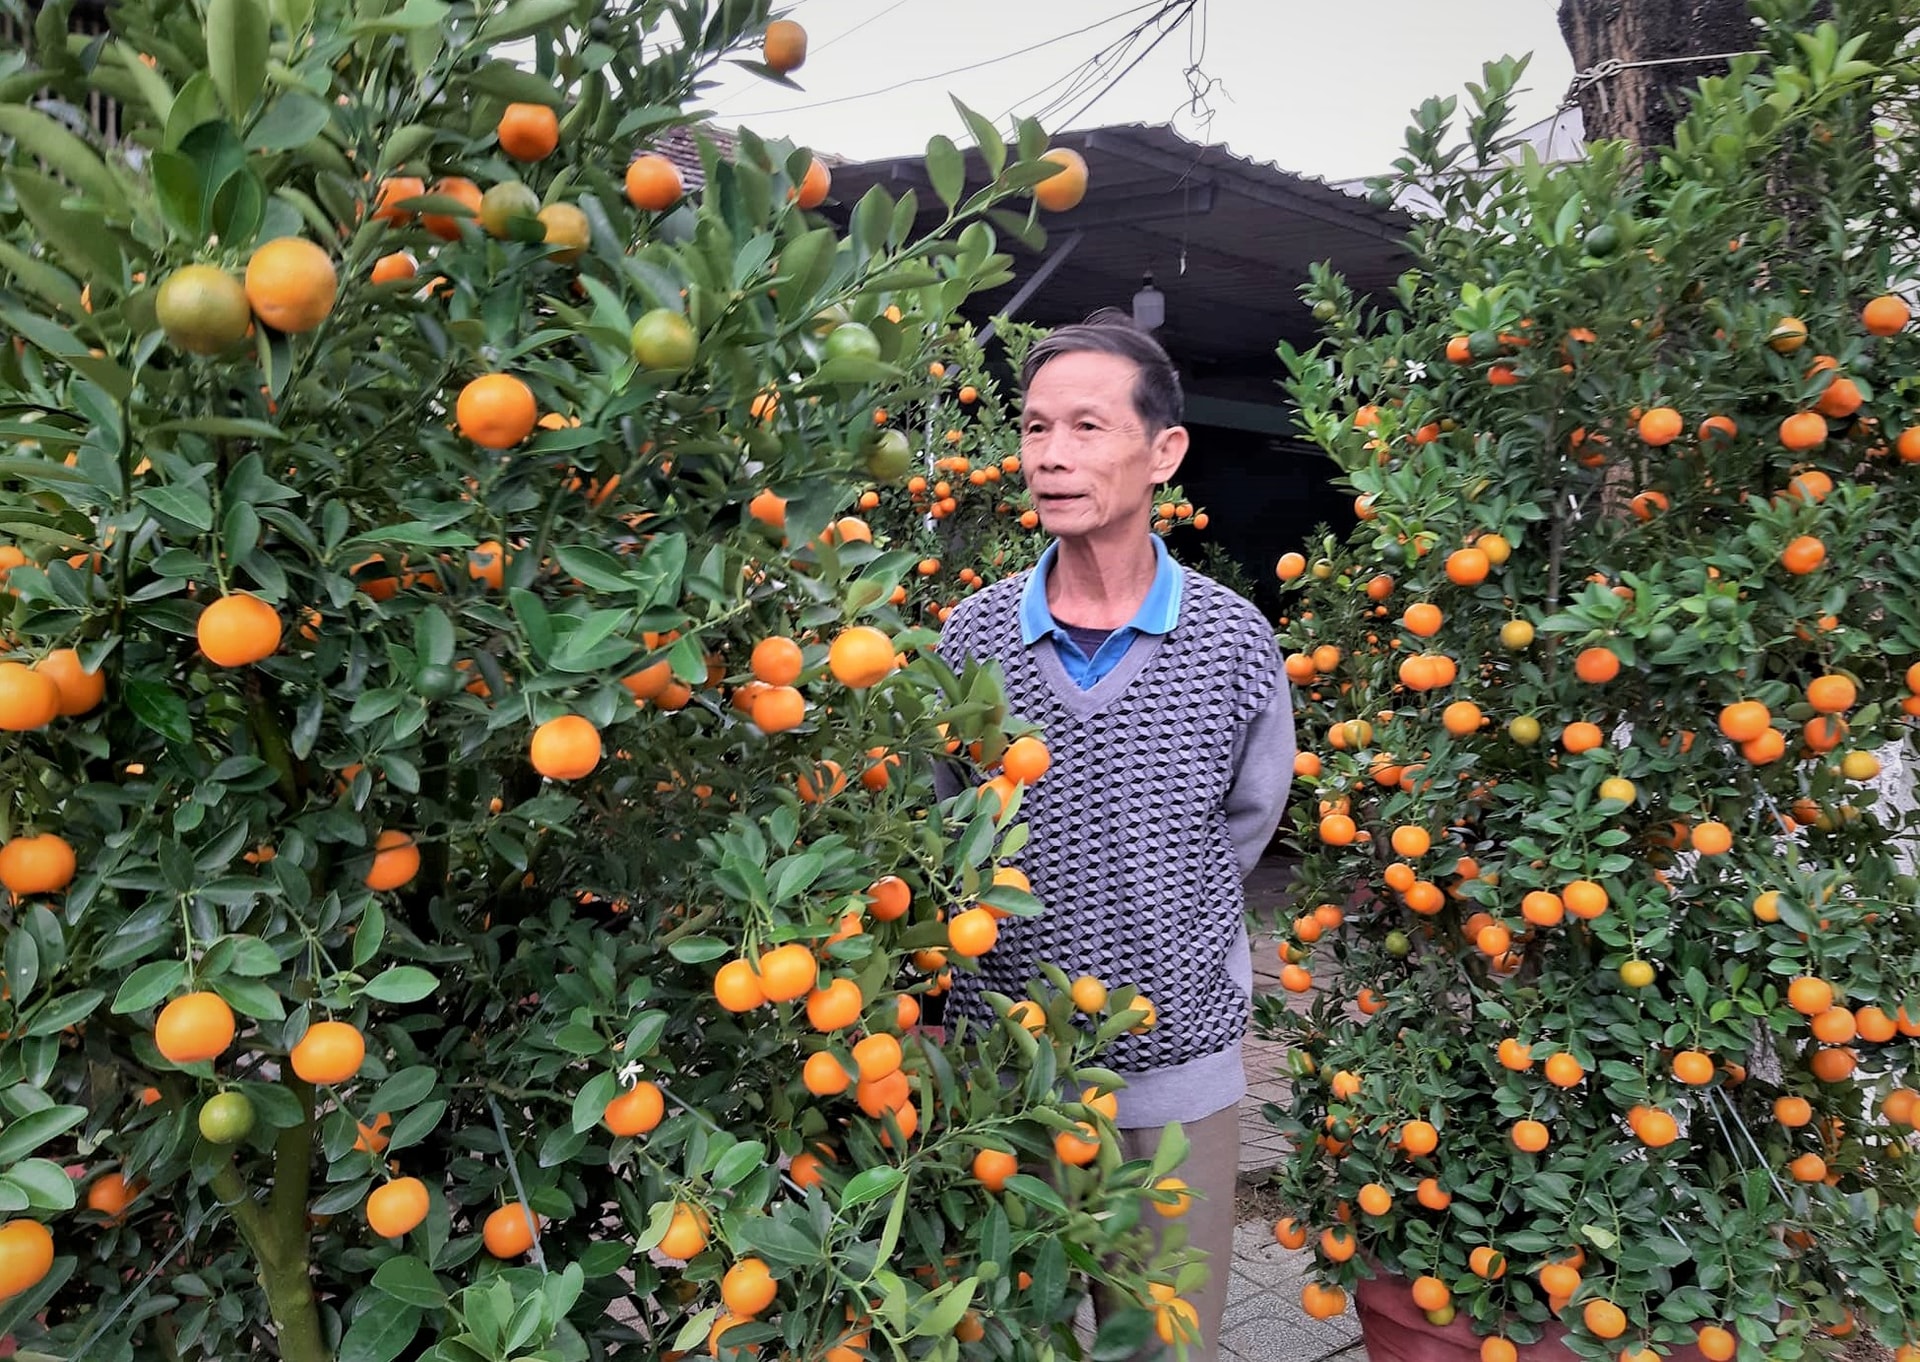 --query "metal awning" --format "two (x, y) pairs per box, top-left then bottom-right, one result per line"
(821, 122), (1417, 381)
